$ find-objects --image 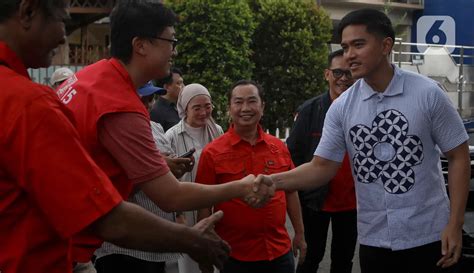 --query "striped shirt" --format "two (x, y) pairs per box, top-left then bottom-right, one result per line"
(94, 121), (181, 262)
